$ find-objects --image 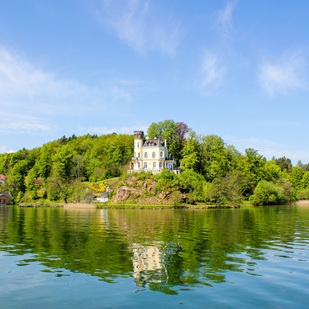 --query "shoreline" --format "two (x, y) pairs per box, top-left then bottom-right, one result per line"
(14, 200), (309, 209)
